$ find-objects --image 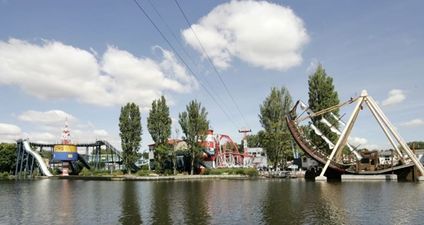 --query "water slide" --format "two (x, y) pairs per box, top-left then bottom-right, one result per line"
(22, 141), (53, 176)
